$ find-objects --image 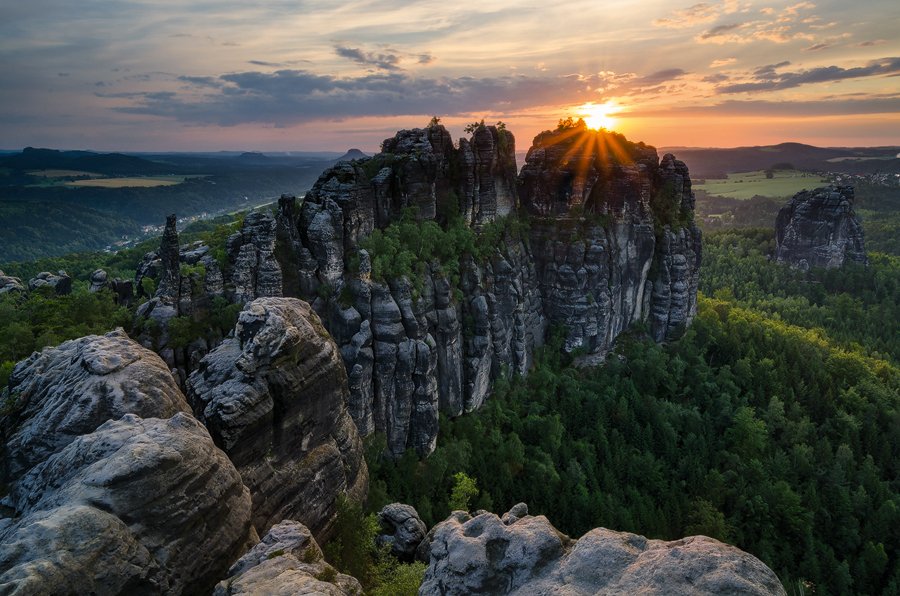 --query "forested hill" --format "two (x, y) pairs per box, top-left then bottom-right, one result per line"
(662, 143), (900, 178)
